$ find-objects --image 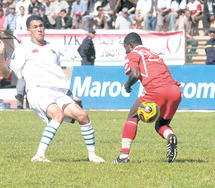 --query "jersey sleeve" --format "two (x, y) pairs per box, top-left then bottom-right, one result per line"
(8, 45), (26, 75)
(124, 51), (141, 75)
(49, 43), (62, 66)
(55, 48), (61, 66)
